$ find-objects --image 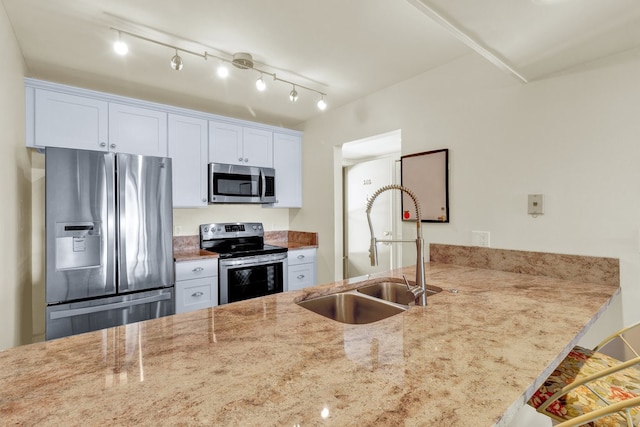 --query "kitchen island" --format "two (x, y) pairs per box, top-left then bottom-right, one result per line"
(0, 245), (620, 426)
